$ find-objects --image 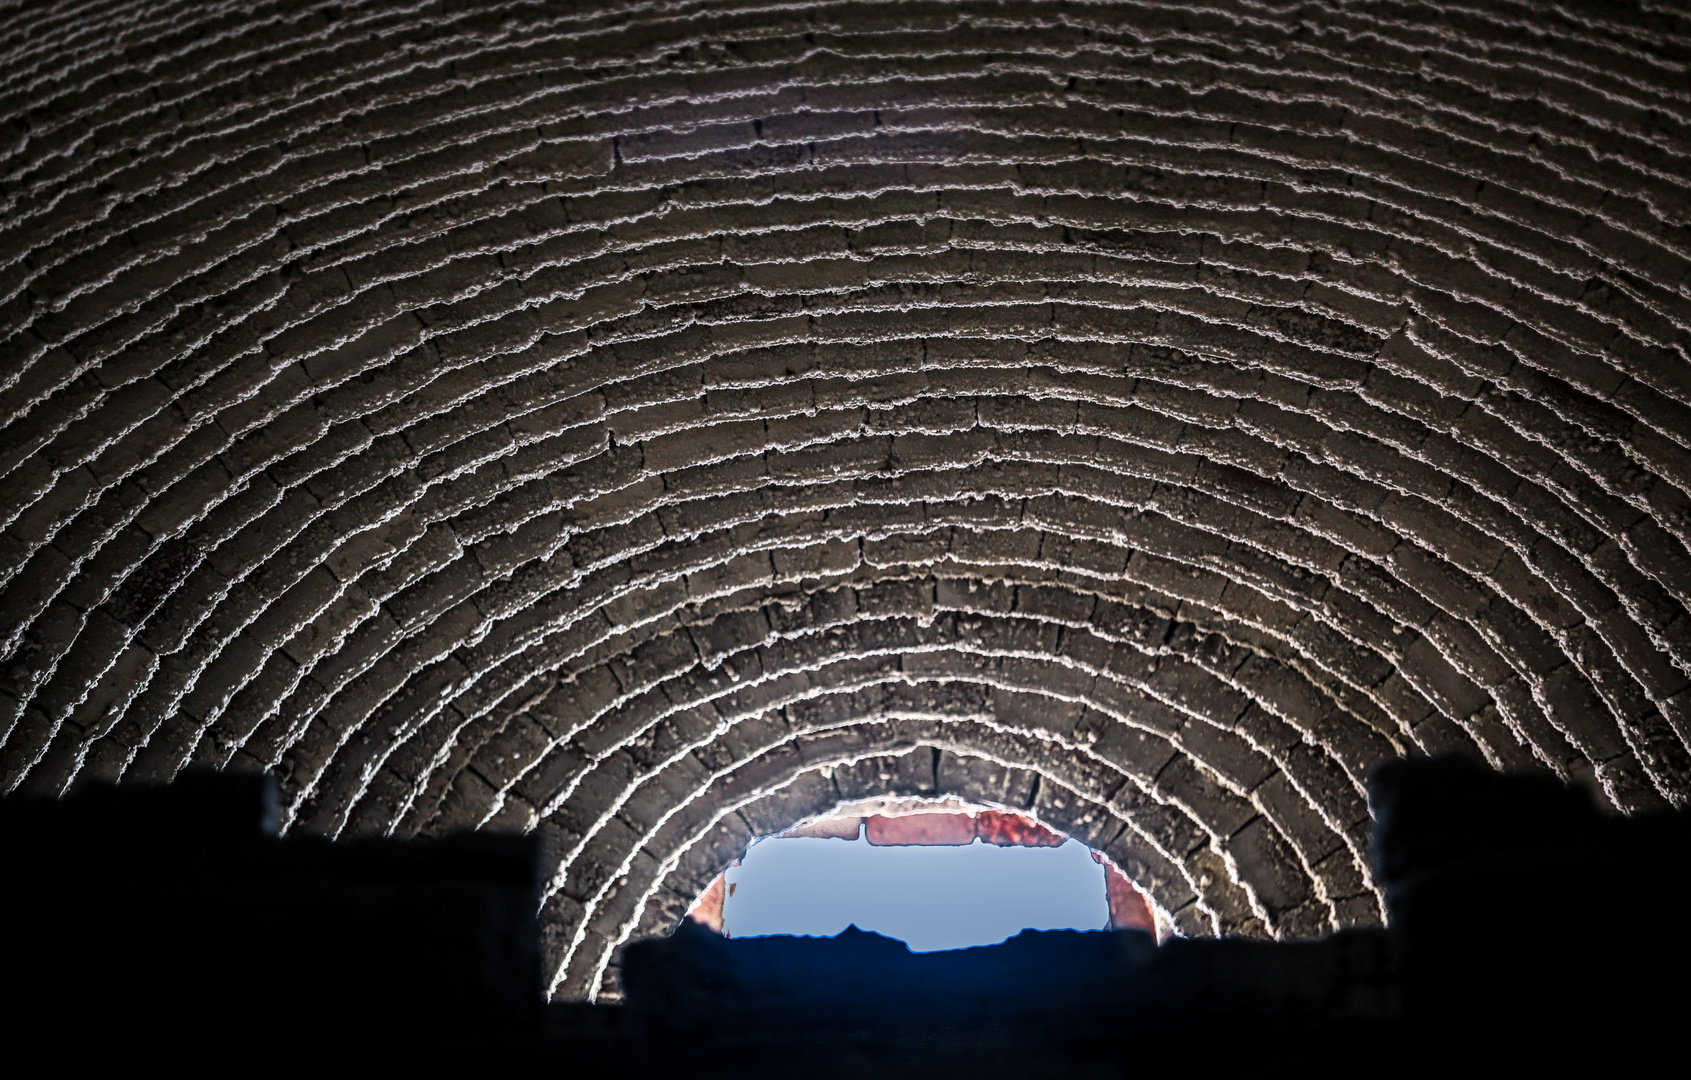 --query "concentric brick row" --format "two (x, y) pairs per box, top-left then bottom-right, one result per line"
(3, 0), (1690, 1000)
